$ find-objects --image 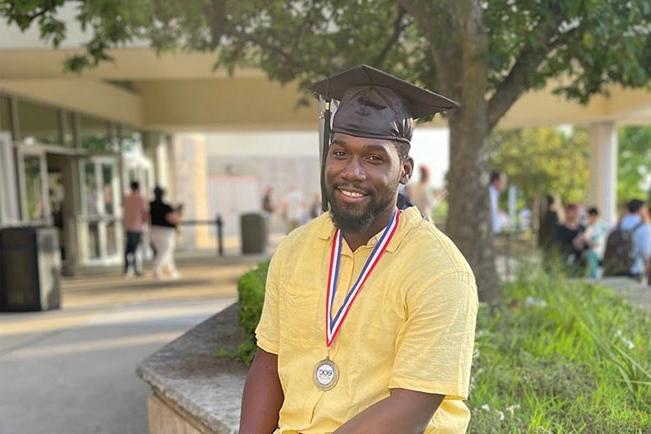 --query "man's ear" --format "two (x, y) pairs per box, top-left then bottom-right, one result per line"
(400, 156), (414, 185)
